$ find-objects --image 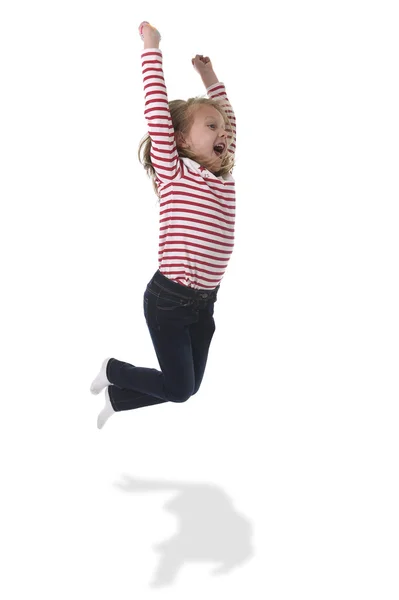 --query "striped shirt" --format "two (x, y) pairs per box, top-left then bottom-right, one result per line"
(141, 49), (236, 290)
